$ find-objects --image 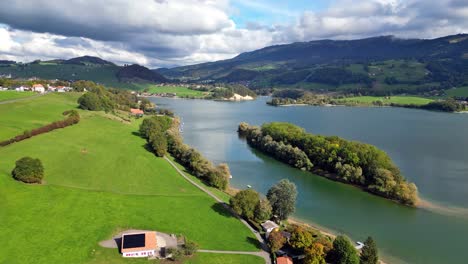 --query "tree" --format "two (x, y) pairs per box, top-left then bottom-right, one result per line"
(360, 237), (378, 264)
(12, 157), (44, 183)
(148, 130), (167, 157)
(290, 226), (314, 250)
(267, 179), (297, 221)
(304, 243), (326, 264)
(229, 189), (260, 219)
(254, 198), (272, 222)
(78, 92), (102, 111)
(268, 230), (286, 253)
(329, 235), (359, 264)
